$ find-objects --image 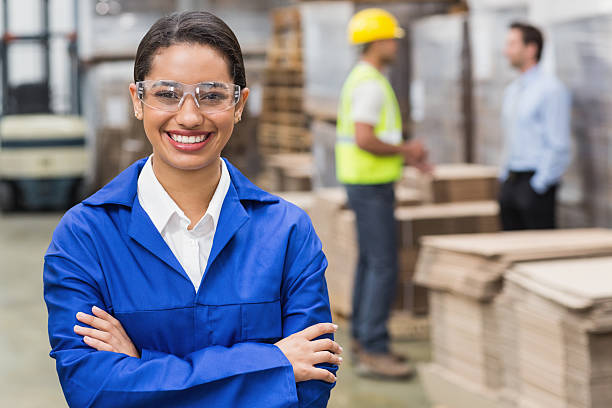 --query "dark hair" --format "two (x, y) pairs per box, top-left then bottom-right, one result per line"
(134, 11), (246, 88)
(510, 22), (544, 62)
